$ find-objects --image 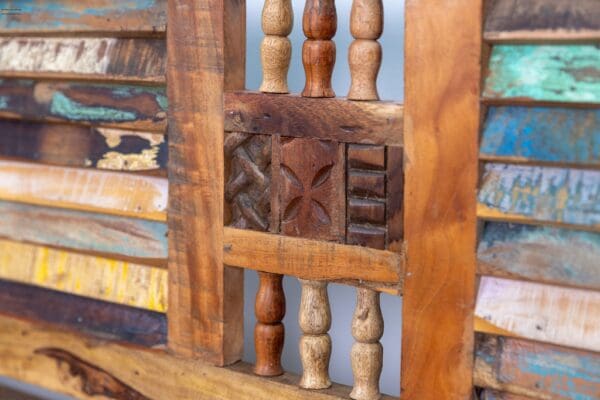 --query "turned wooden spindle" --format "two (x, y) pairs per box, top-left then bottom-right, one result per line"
(254, 272), (286, 376)
(298, 279), (332, 389)
(350, 288), (384, 400)
(302, 0), (337, 98)
(260, 0), (293, 93)
(348, 0), (383, 100)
